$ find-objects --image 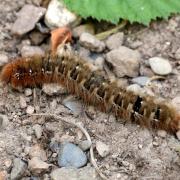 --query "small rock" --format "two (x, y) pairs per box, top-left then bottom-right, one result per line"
(80, 32), (105, 52)
(29, 144), (47, 161)
(42, 83), (66, 96)
(73, 23), (95, 38)
(106, 46), (141, 77)
(25, 88), (32, 96)
(33, 124), (43, 139)
(94, 57), (104, 70)
(10, 158), (27, 180)
(157, 130), (167, 138)
(58, 142), (87, 168)
(45, 0), (81, 29)
(106, 32), (124, 50)
(62, 97), (83, 116)
(60, 134), (75, 143)
(28, 157), (50, 175)
(0, 114), (9, 130)
(149, 57), (172, 75)
(176, 131), (180, 140)
(127, 84), (144, 94)
(21, 45), (45, 57)
(30, 31), (47, 45)
(19, 96), (27, 109)
(50, 166), (98, 180)
(26, 106), (35, 115)
(0, 170), (7, 180)
(12, 4), (46, 35)
(0, 54), (8, 66)
(131, 76), (150, 87)
(78, 140), (92, 151)
(96, 141), (110, 157)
